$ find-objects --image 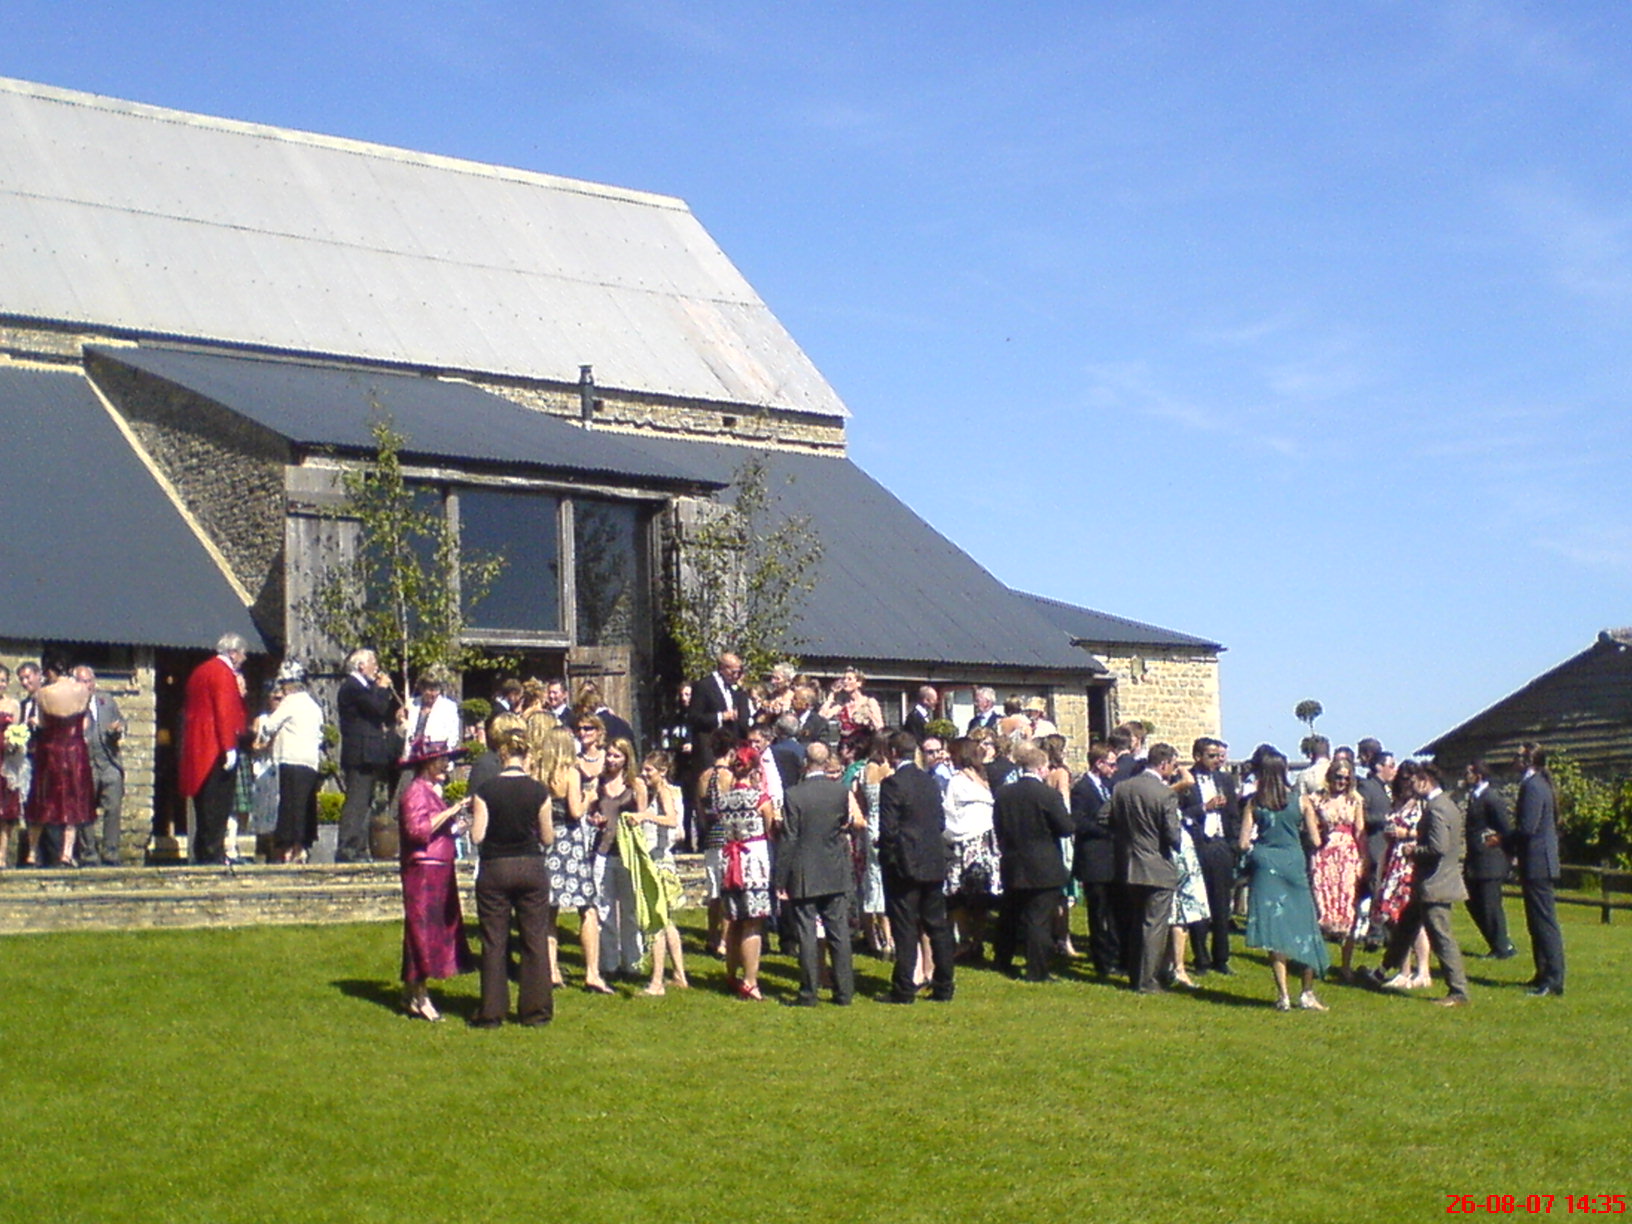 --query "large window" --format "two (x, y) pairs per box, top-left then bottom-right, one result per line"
(457, 487), (561, 634)
(573, 497), (644, 647)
